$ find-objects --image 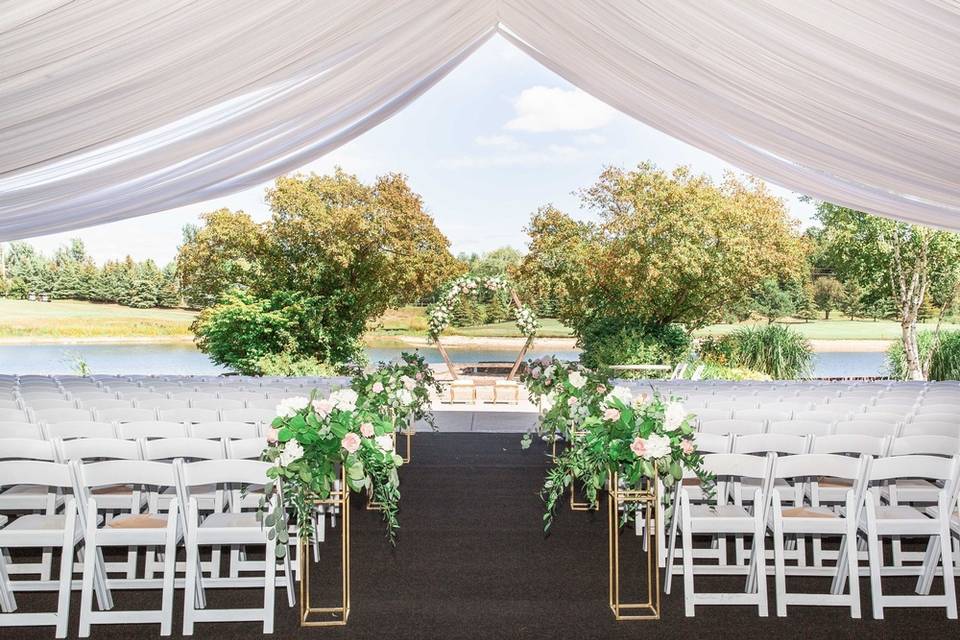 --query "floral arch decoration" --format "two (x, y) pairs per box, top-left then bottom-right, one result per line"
(427, 275), (540, 380)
